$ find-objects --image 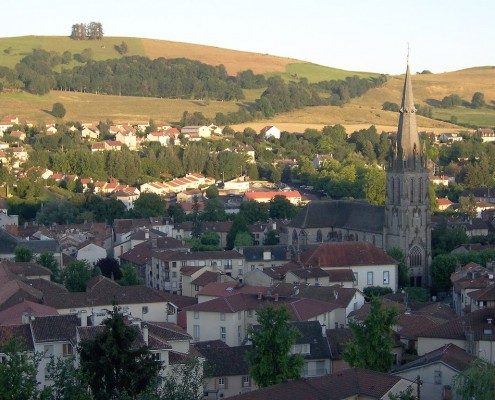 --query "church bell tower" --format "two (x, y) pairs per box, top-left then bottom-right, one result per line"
(385, 62), (431, 286)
